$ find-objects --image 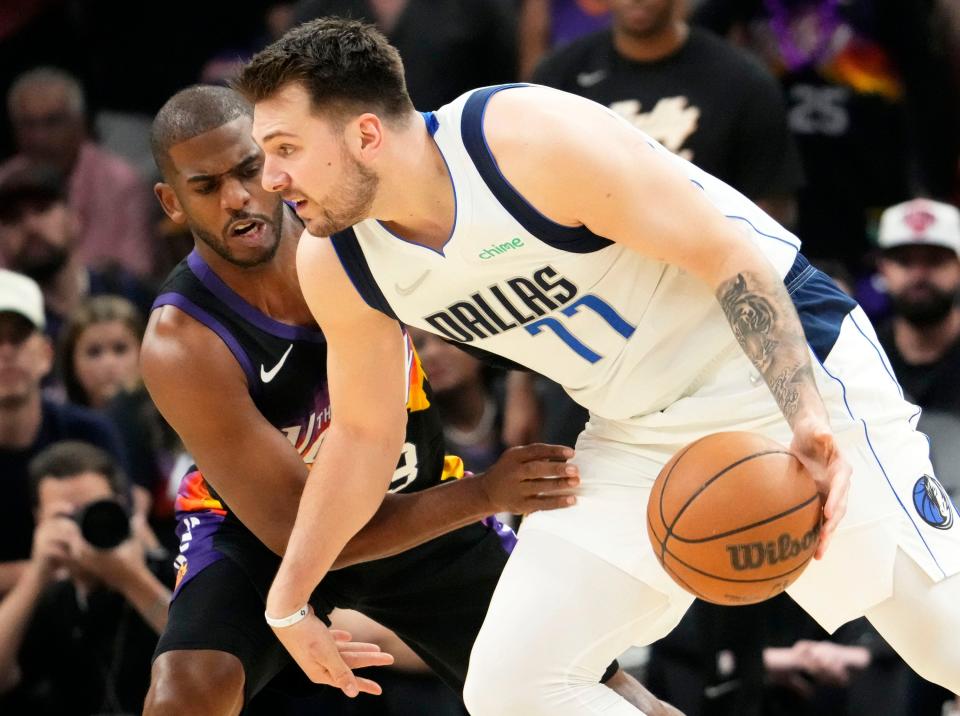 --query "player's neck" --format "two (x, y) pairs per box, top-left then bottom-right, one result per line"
(894, 308), (960, 365)
(199, 208), (315, 327)
(612, 21), (689, 63)
(373, 113), (456, 252)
